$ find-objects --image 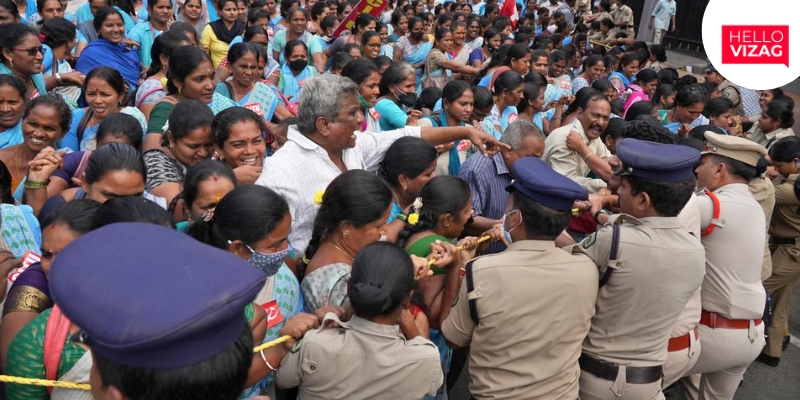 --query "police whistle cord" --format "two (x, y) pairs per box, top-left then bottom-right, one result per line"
(0, 335), (296, 390)
(428, 236), (491, 266)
